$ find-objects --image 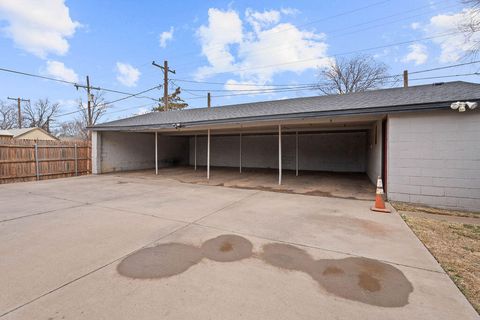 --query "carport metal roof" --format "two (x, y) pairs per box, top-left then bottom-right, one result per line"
(92, 81), (480, 131)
